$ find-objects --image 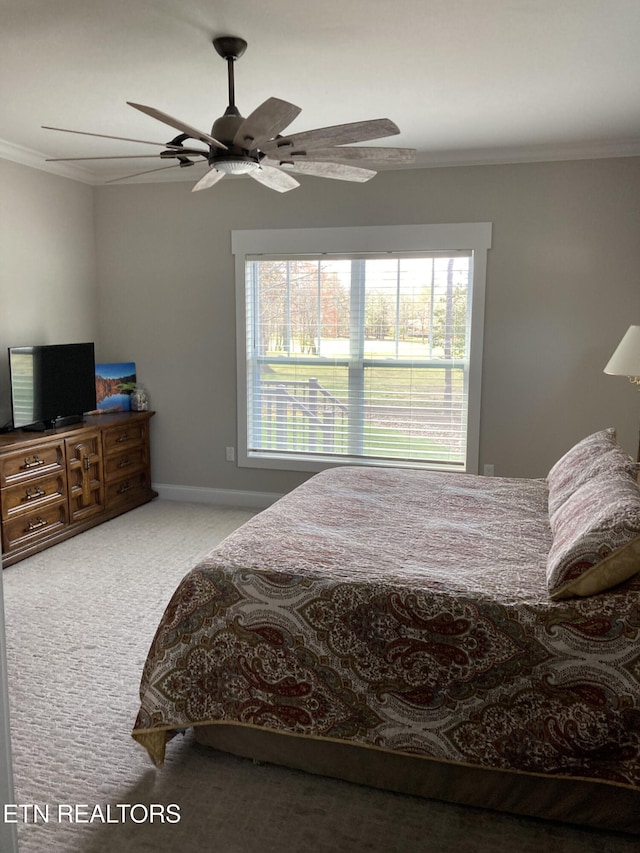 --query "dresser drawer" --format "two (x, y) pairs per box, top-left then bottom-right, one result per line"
(104, 446), (146, 482)
(103, 421), (147, 455)
(1, 473), (66, 520)
(104, 471), (150, 510)
(3, 502), (68, 552)
(0, 441), (65, 487)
